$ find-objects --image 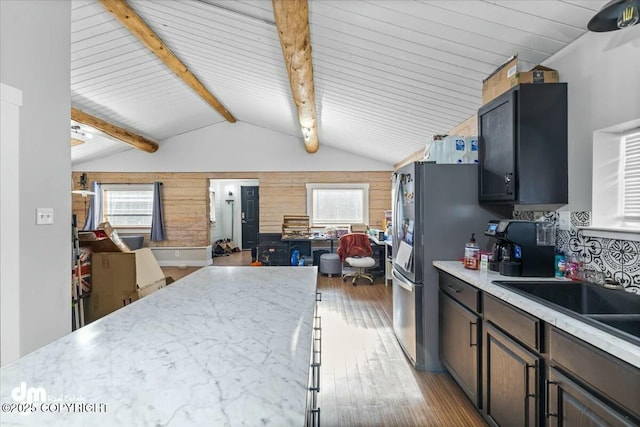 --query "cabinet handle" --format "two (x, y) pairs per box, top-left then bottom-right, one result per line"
(469, 321), (477, 347)
(314, 330), (321, 366)
(523, 363), (537, 426)
(316, 291), (322, 302)
(447, 284), (461, 293)
(524, 364), (536, 399)
(313, 315), (322, 366)
(545, 379), (558, 418)
(504, 172), (513, 195)
(310, 362), (321, 392)
(311, 408), (321, 427)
